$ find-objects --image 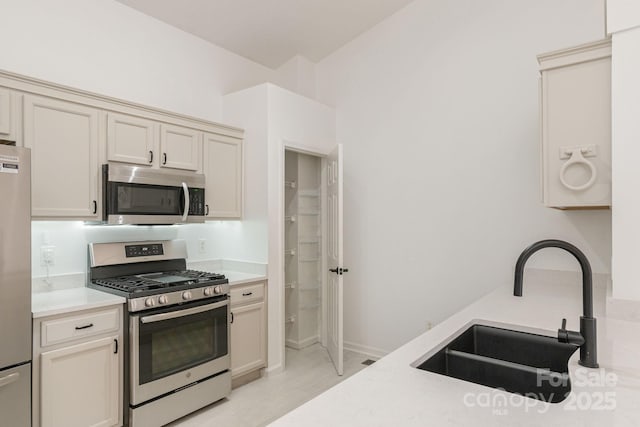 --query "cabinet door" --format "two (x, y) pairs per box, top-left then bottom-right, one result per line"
(539, 40), (611, 208)
(0, 88), (12, 138)
(203, 133), (243, 218)
(159, 124), (201, 171)
(230, 301), (266, 377)
(23, 95), (99, 218)
(40, 335), (119, 427)
(107, 112), (156, 166)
